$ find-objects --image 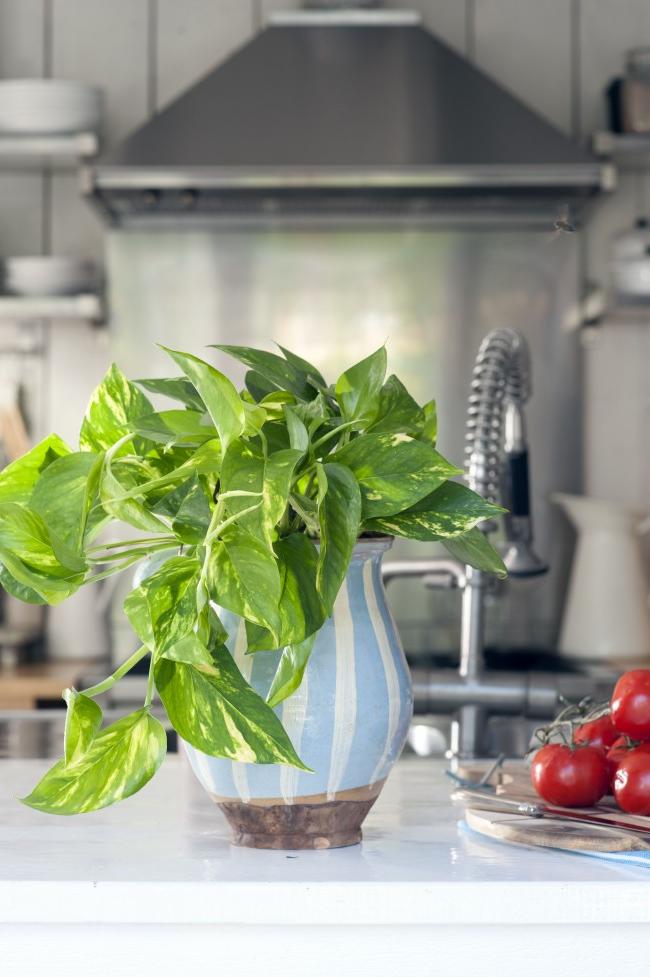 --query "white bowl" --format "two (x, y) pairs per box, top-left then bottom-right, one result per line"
(0, 80), (103, 134)
(1, 257), (101, 296)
